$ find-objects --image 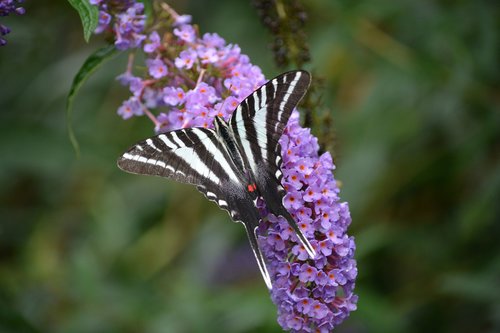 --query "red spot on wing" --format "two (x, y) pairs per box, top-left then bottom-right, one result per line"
(247, 183), (257, 192)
